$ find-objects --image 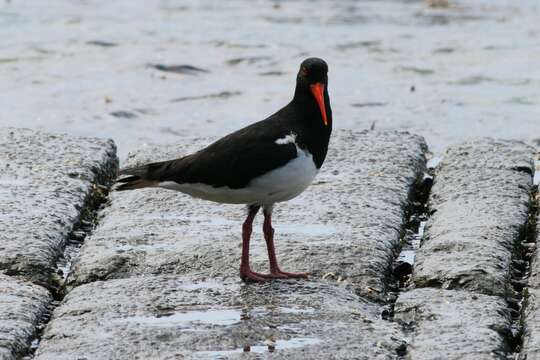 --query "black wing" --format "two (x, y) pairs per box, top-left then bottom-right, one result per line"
(119, 118), (298, 190)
